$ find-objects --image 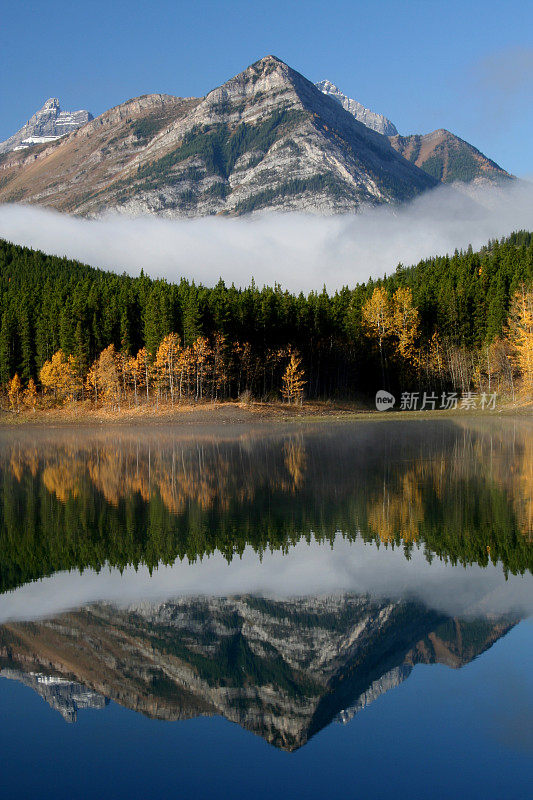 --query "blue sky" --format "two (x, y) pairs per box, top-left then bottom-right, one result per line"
(2, 0), (533, 175)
